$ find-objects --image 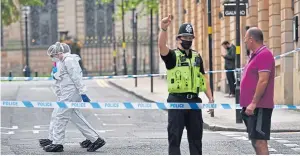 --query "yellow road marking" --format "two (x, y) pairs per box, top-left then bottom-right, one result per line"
(96, 80), (109, 88)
